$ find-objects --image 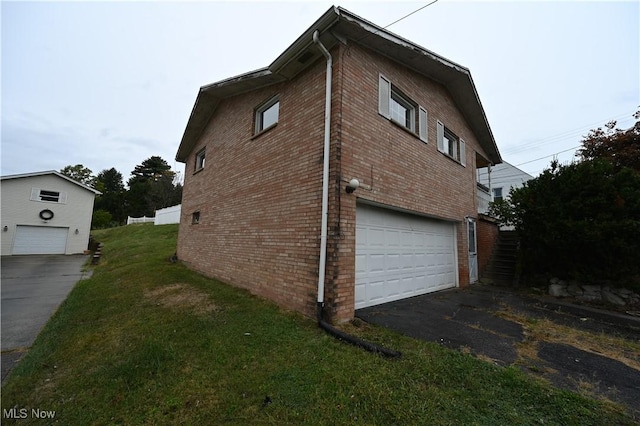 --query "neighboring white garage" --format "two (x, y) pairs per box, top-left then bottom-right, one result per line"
(355, 203), (457, 309)
(1, 171), (101, 256)
(13, 226), (69, 255)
